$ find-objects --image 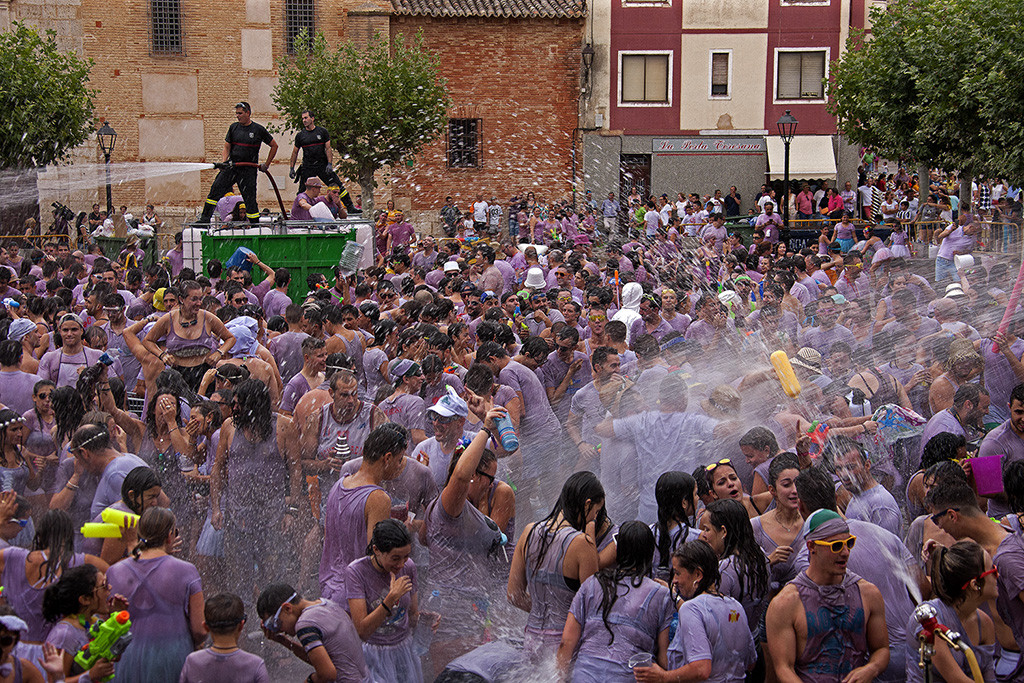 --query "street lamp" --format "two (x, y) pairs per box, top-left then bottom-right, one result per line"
(776, 109), (798, 233)
(97, 122), (117, 215)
